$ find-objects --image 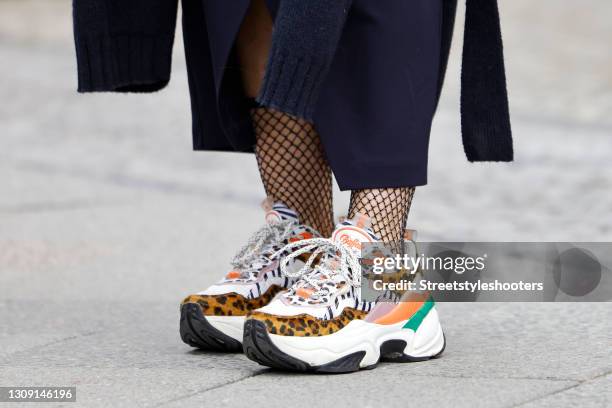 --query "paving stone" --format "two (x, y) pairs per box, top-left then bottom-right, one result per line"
(161, 371), (578, 408)
(0, 1), (610, 407)
(518, 374), (612, 408)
